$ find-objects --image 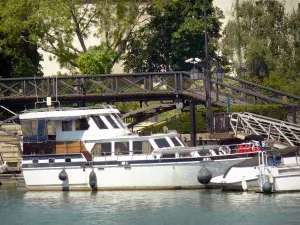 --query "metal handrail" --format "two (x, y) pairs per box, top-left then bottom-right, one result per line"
(231, 112), (300, 146)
